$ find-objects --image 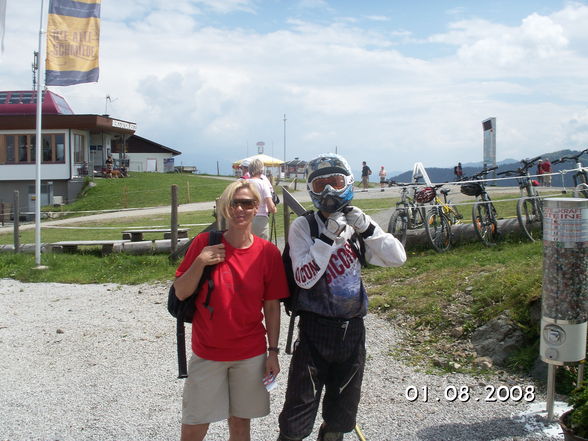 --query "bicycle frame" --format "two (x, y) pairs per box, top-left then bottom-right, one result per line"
(388, 183), (427, 245)
(499, 155), (544, 241)
(461, 166), (499, 246)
